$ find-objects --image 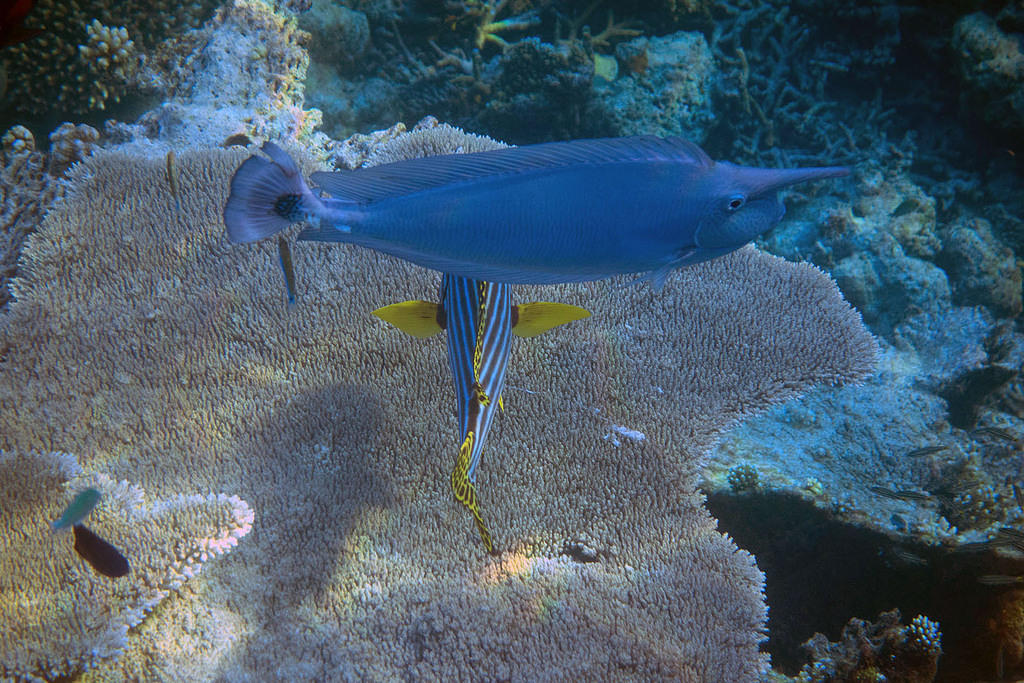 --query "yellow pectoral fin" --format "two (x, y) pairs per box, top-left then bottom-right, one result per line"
(371, 300), (442, 338)
(512, 302), (591, 338)
(451, 434), (495, 553)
